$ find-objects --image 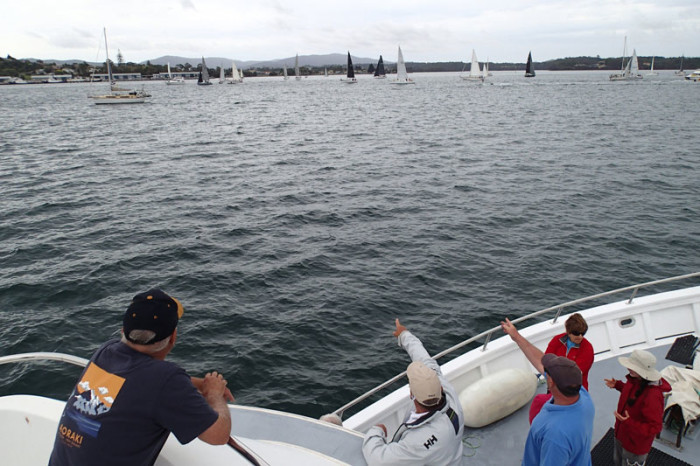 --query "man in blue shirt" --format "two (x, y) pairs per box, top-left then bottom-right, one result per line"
(522, 354), (594, 466)
(49, 289), (234, 466)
